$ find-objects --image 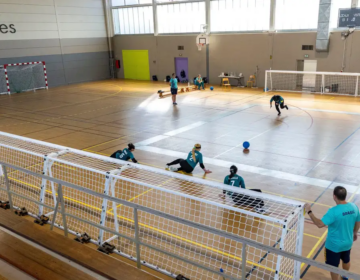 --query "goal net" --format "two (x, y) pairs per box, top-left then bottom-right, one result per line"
(0, 131), (305, 280)
(0, 62), (48, 94)
(265, 70), (360, 96)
